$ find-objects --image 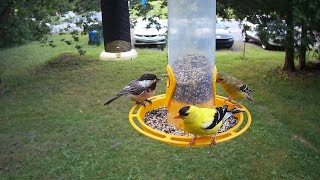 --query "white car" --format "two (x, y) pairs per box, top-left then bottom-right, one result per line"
(133, 18), (167, 46)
